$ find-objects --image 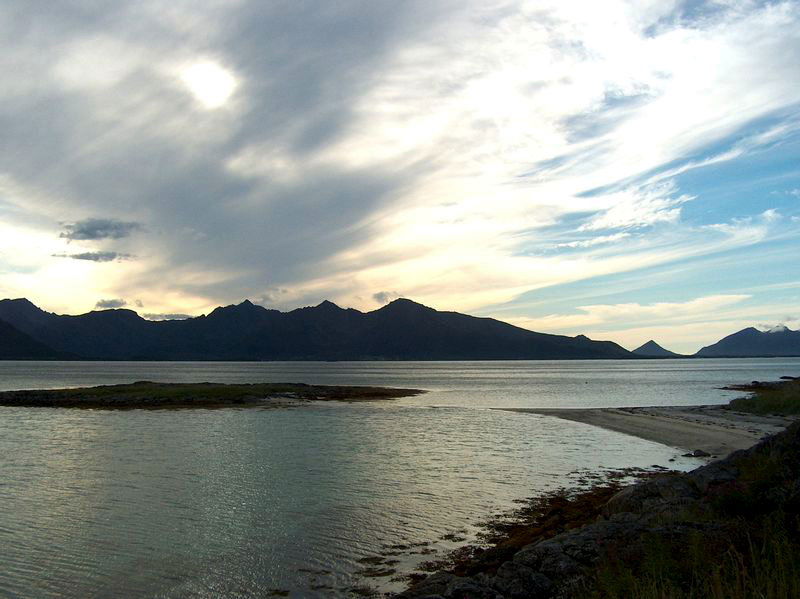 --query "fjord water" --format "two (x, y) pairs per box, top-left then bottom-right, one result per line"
(1, 359), (798, 597)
